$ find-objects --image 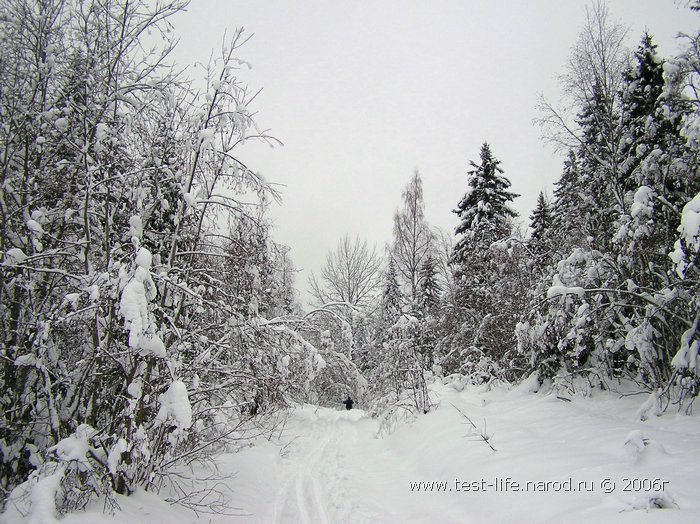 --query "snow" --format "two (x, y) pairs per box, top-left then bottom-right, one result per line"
(155, 380), (192, 430)
(127, 380), (142, 398)
(678, 192), (700, 250)
(87, 284), (100, 302)
(671, 324), (699, 373)
(630, 185), (654, 221)
(28, 468), (63, 524)
(47, 424), (96, 465)
(138, 333), (166, 358)
(134, 247), (152, 270)
(95, 123), (110, 142)
(624, 429), (647, 458)
(10, 381), (698, 524)
(4, 247), (27, 264)
(13, 354), (37, 367)
(119, 253), (159, 352)
(128, 215), (142, 241)
(547, 278), (586, 299)
(198, 128), (215, 146)
(107, 439), (129, 475)
(182, 189), (197, 207)
(119, 279), (149, 349)
(26, 219), (43, 236)
(54, 117), (68, 132)
(670, 192), (700, 277)
(63, 292), (80, 309)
